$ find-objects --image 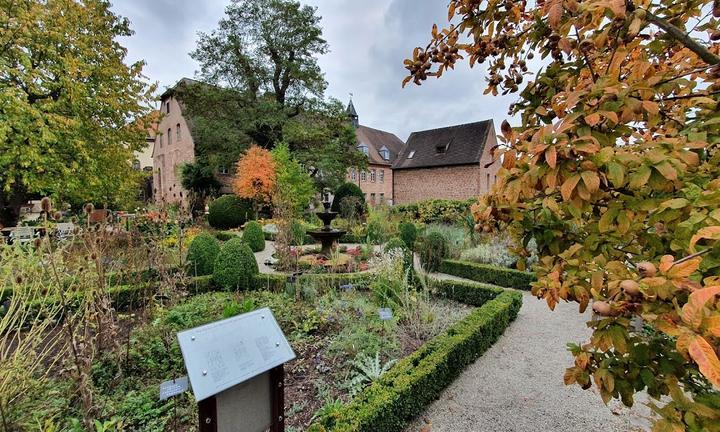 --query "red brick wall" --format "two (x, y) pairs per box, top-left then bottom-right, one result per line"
(346, 163), (394, 205)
